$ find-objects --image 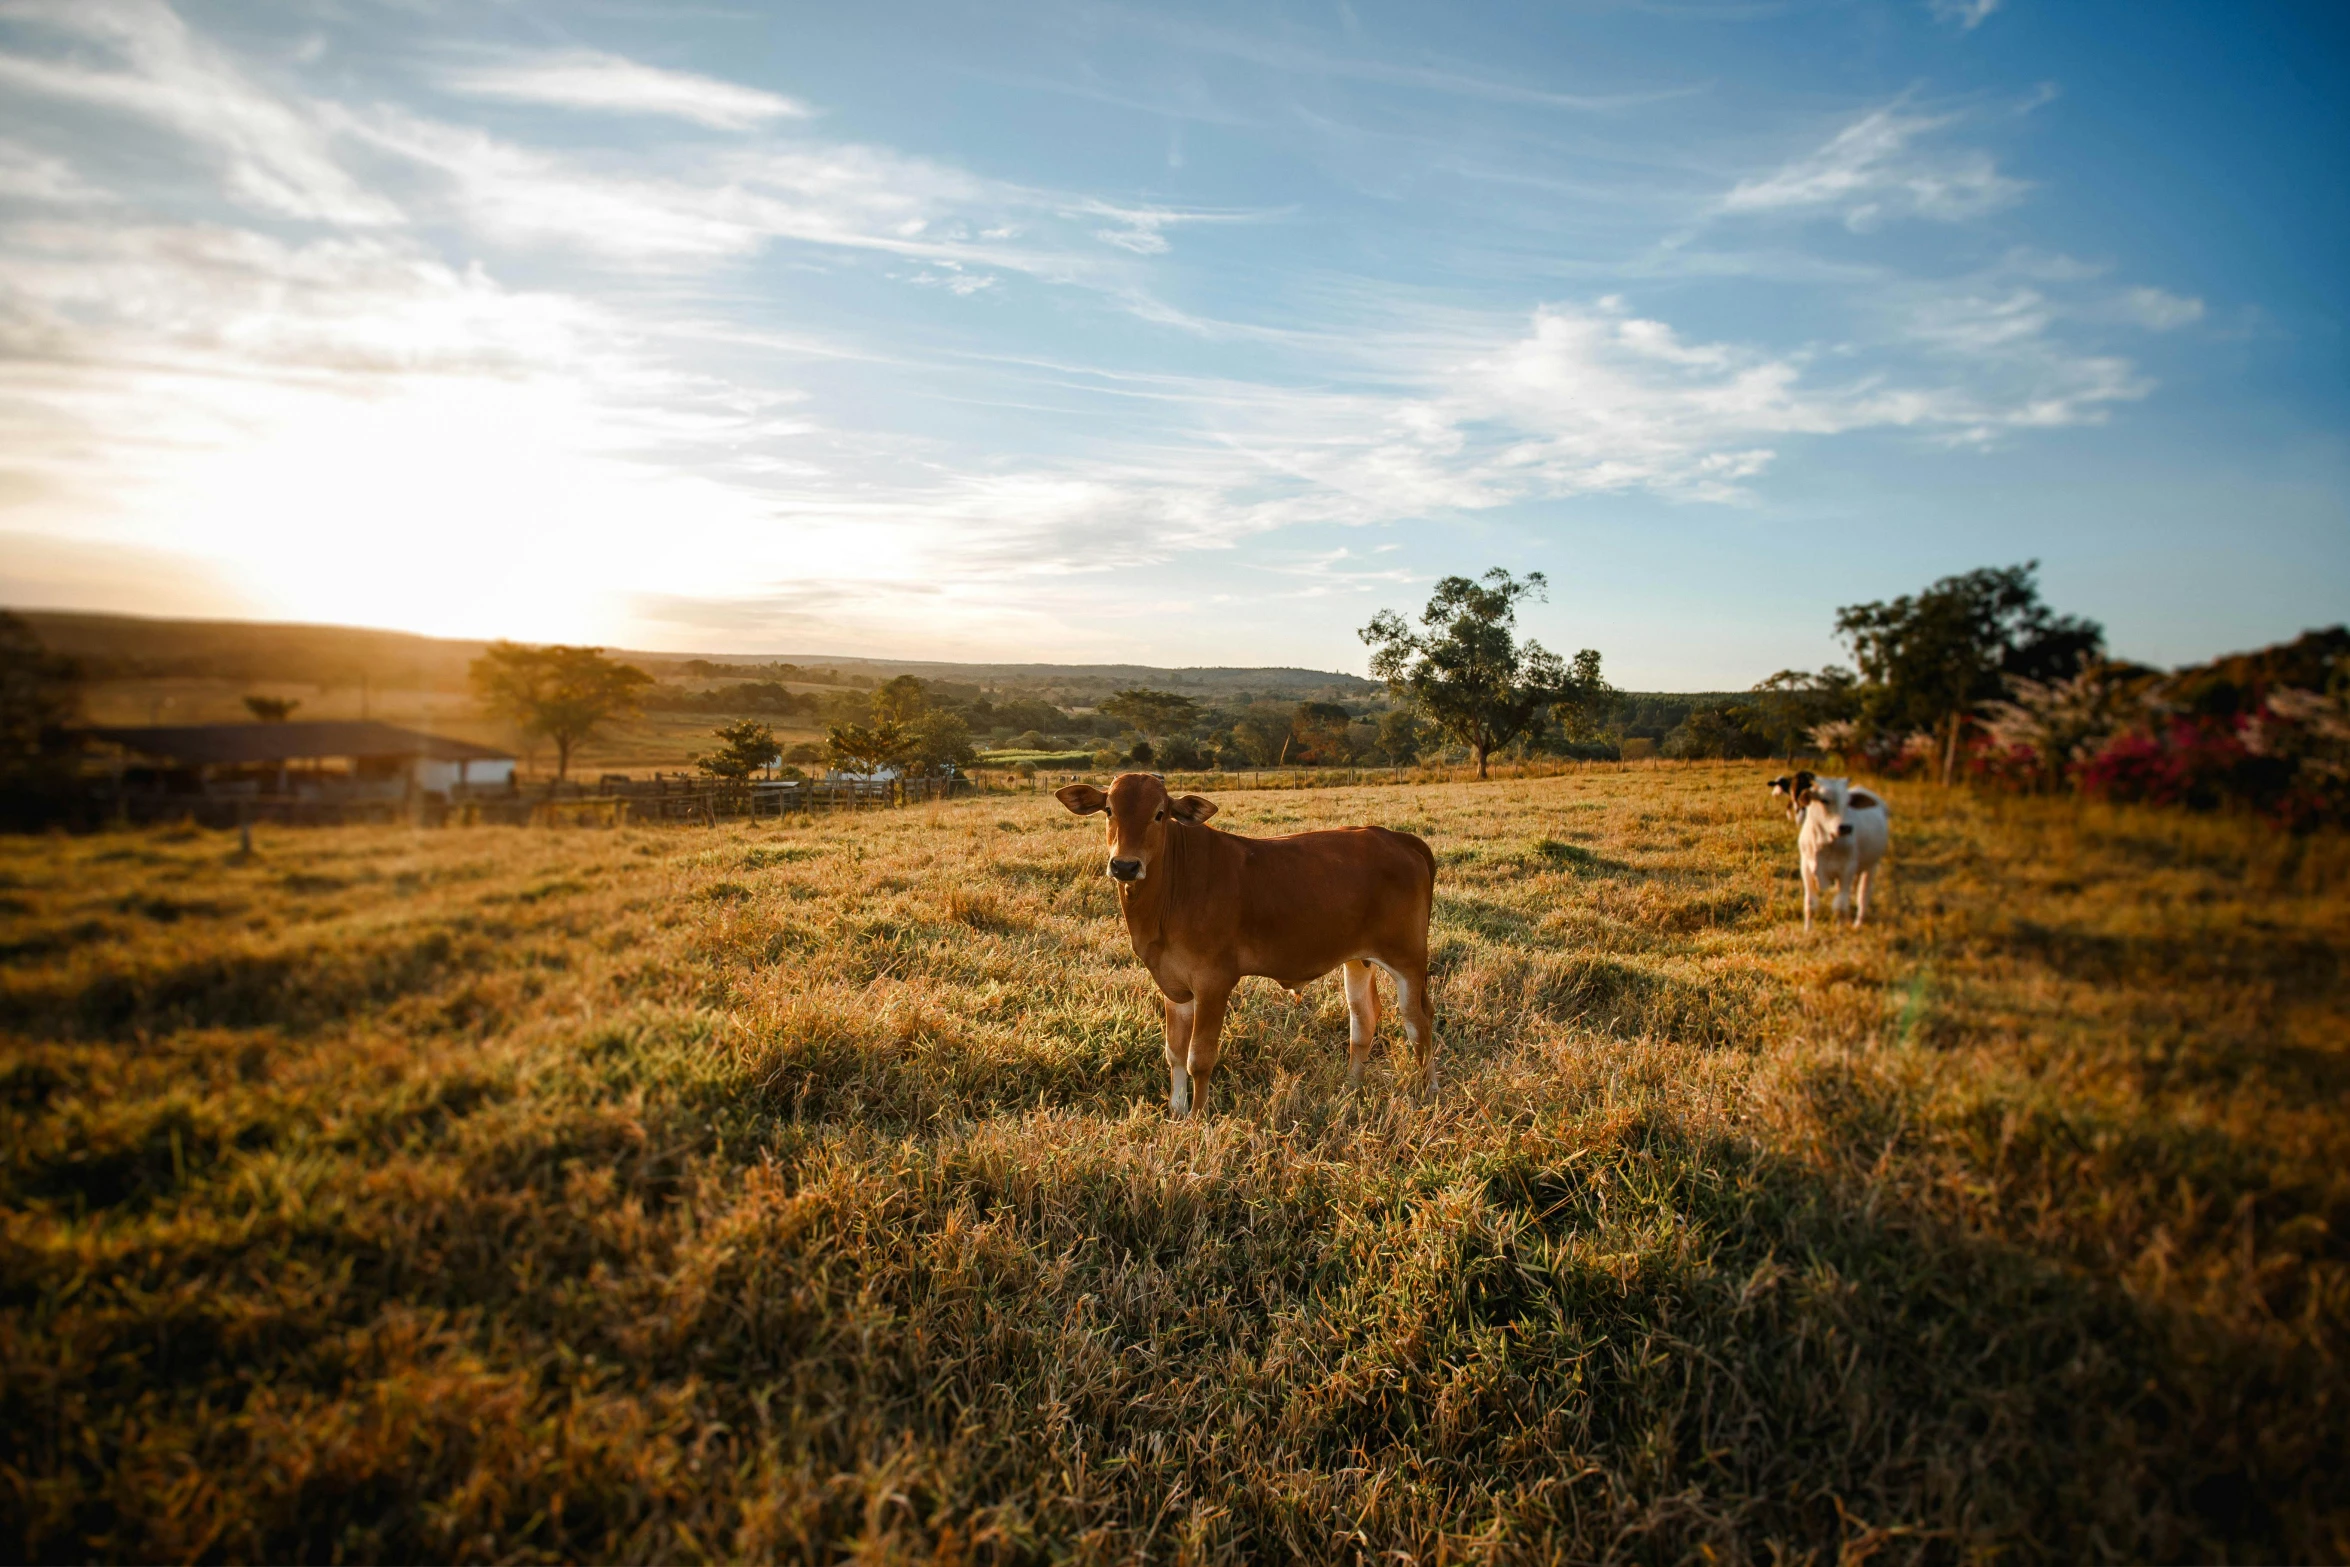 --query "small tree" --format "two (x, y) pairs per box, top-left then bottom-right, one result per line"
(1289, 701), (1354, 766)
(1229, 704), (1293, 767)
(1836, 563), (2102, 785)
(468, 642), (653, 784)
(872, 676), (930, 726)
(1664, 703), (1772, 760)
(1375, 708), (1426, 765)
(697, 719), (778, 785)
(243, 695), (301, 722)
(826, 718), (908, 775)
(1101, 689), (1199, 743)
(1549, 648), (1619, 745)
(904, 710), (977, 774)
(1750, 667), (1857, 762)
(1360, 569), (1576, 779)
